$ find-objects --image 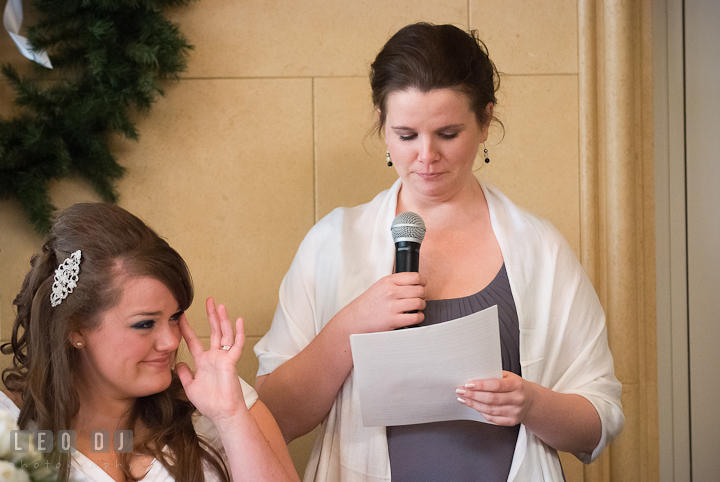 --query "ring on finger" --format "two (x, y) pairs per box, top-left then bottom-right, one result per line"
(221, 345), (232, 351)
